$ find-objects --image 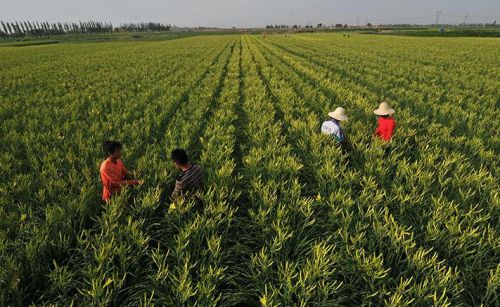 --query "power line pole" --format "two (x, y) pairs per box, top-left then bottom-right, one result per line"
(435, 11), (442, 26)
(463, 13), (469, 25)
